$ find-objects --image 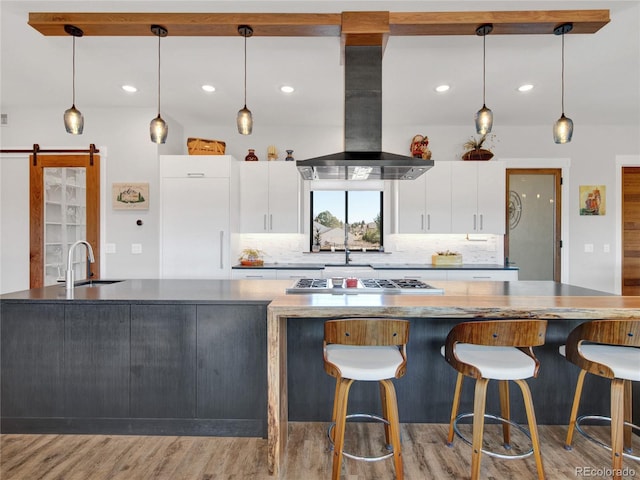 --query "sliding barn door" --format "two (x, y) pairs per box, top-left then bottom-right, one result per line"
(30, 154), (100, 288)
